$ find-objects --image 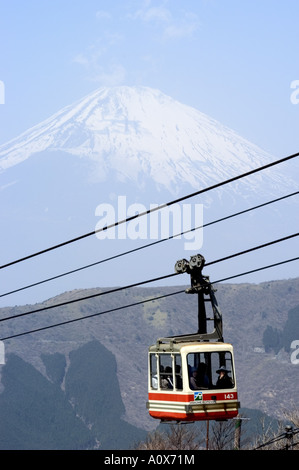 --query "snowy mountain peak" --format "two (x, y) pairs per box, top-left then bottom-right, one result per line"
(0, 85), (281, 193)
